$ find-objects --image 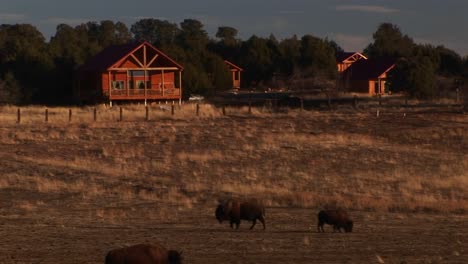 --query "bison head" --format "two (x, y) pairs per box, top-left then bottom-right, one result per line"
(168, 250), (182, 264)
(215, 201), (232, 223)
(215, 205), (225, 223)
(344, 220), (353, 232)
